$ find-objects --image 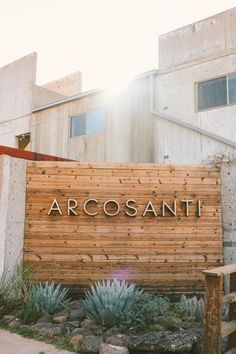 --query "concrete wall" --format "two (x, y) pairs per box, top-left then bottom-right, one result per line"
(43, 71), (82, 96)
(31, 76), (153, 163)
(0, 155), (27, 279)
(221, 160), (236, 268)
(0, 53), (37, 148)
(159, 7), (236, 72)
(153, 7), (236, 165)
